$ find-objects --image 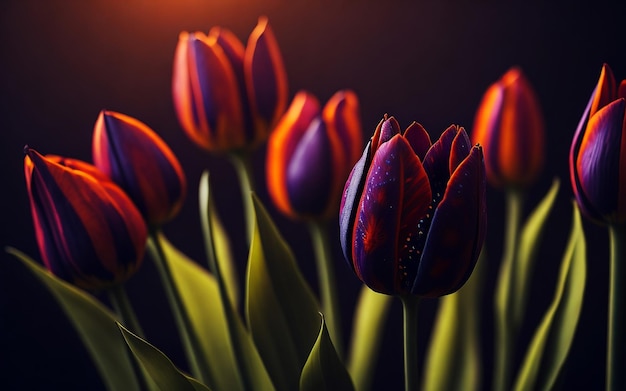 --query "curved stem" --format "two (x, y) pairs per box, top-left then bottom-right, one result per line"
(493, 189), (523, 391)
(107, 284), (145, 339)
(607, 224), (626, 391)
(230, 153), (255, 247)
(308, 220), (343, 358)
(148, 230), (211, 385)
(401, 295), (419, 391)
